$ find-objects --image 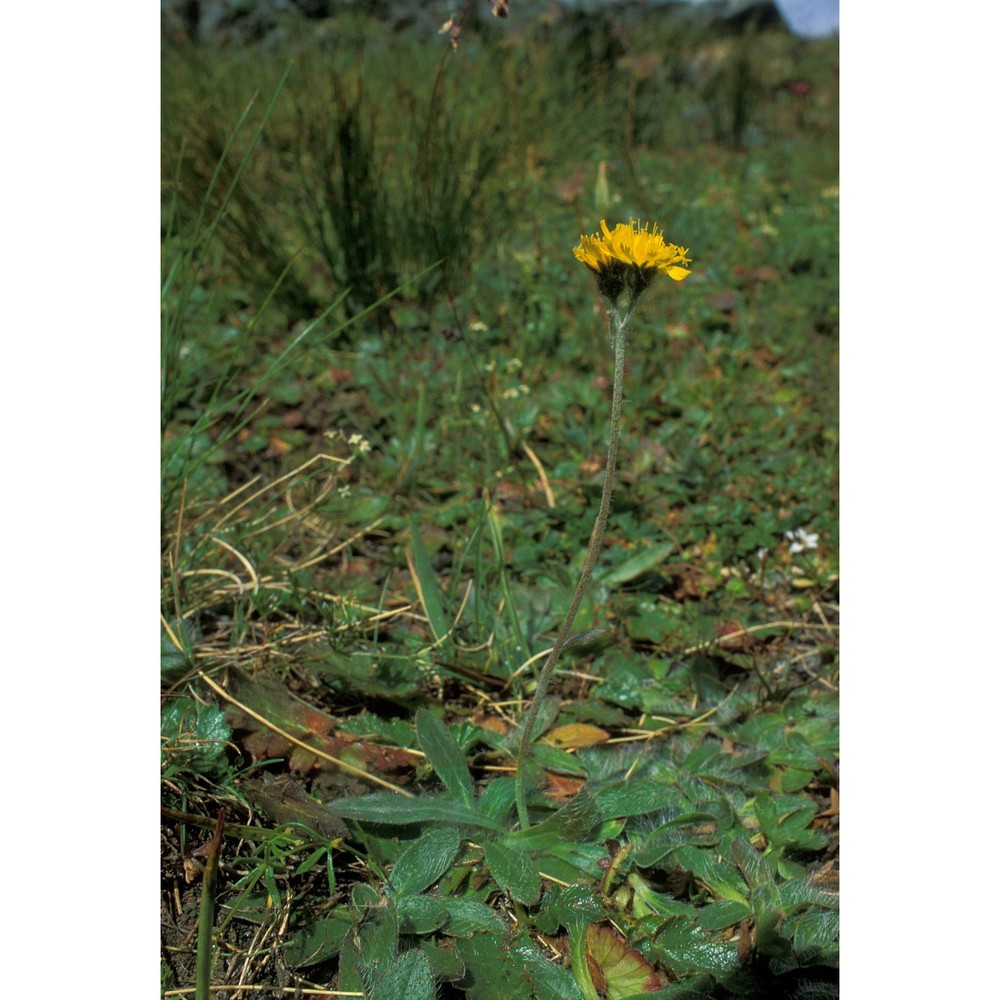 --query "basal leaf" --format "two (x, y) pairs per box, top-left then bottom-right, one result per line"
(510, 934), (586, 1000)
(419, 940), (466, 982)
(628, 873), (696, 920)
(537, 837), (617, 882)
(338, 896), (398, 993)
(672, 845), (748, 904)
(534, 882), (605, 935)
(632, 813), (720, 868)
(644, 915), (740, 977)
(477, 776), (517, 822)
(531, 742), (589, 776)
(389, 826), (461, 898)
(595, 780), (675, 821)
(697, 899), (753, 931)
(283, 908), (356, 967)
(504, 790), (599, 850)
(416, 708), (474, 807)
(484, 841), (542, 905)
(369, 948), (435, 1000)
(397, 895), (509, 938)
(331, 792), (504, 832)
(730, 835), (775, 893)
(394, 895), (450, 935)
(455, 932), (532, 999)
